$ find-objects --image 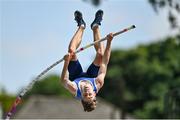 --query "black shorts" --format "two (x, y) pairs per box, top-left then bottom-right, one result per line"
(68, 60), (100, 81)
